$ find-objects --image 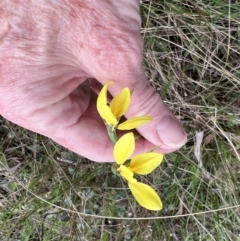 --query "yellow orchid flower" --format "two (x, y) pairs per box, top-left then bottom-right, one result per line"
(113, 132), (164, 211)
(97, 82), (152, 140)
